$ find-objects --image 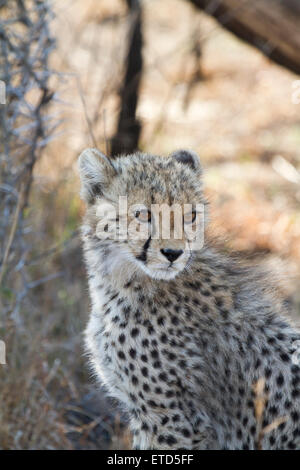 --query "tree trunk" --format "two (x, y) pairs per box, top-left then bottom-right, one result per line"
(111, 0), (143, 157)
(188, 0), (300, 75)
